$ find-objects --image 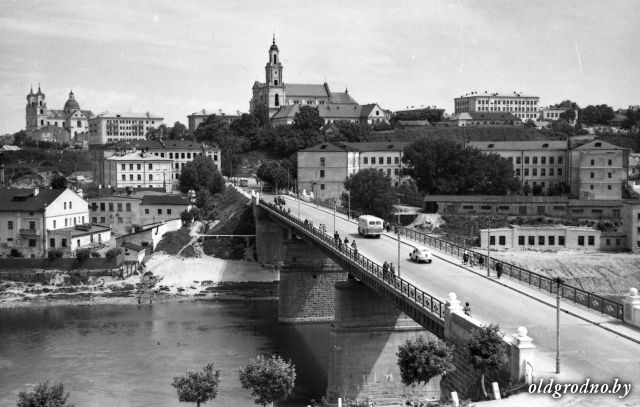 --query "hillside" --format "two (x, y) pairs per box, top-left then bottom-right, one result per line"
(1, 148), (92, 186)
